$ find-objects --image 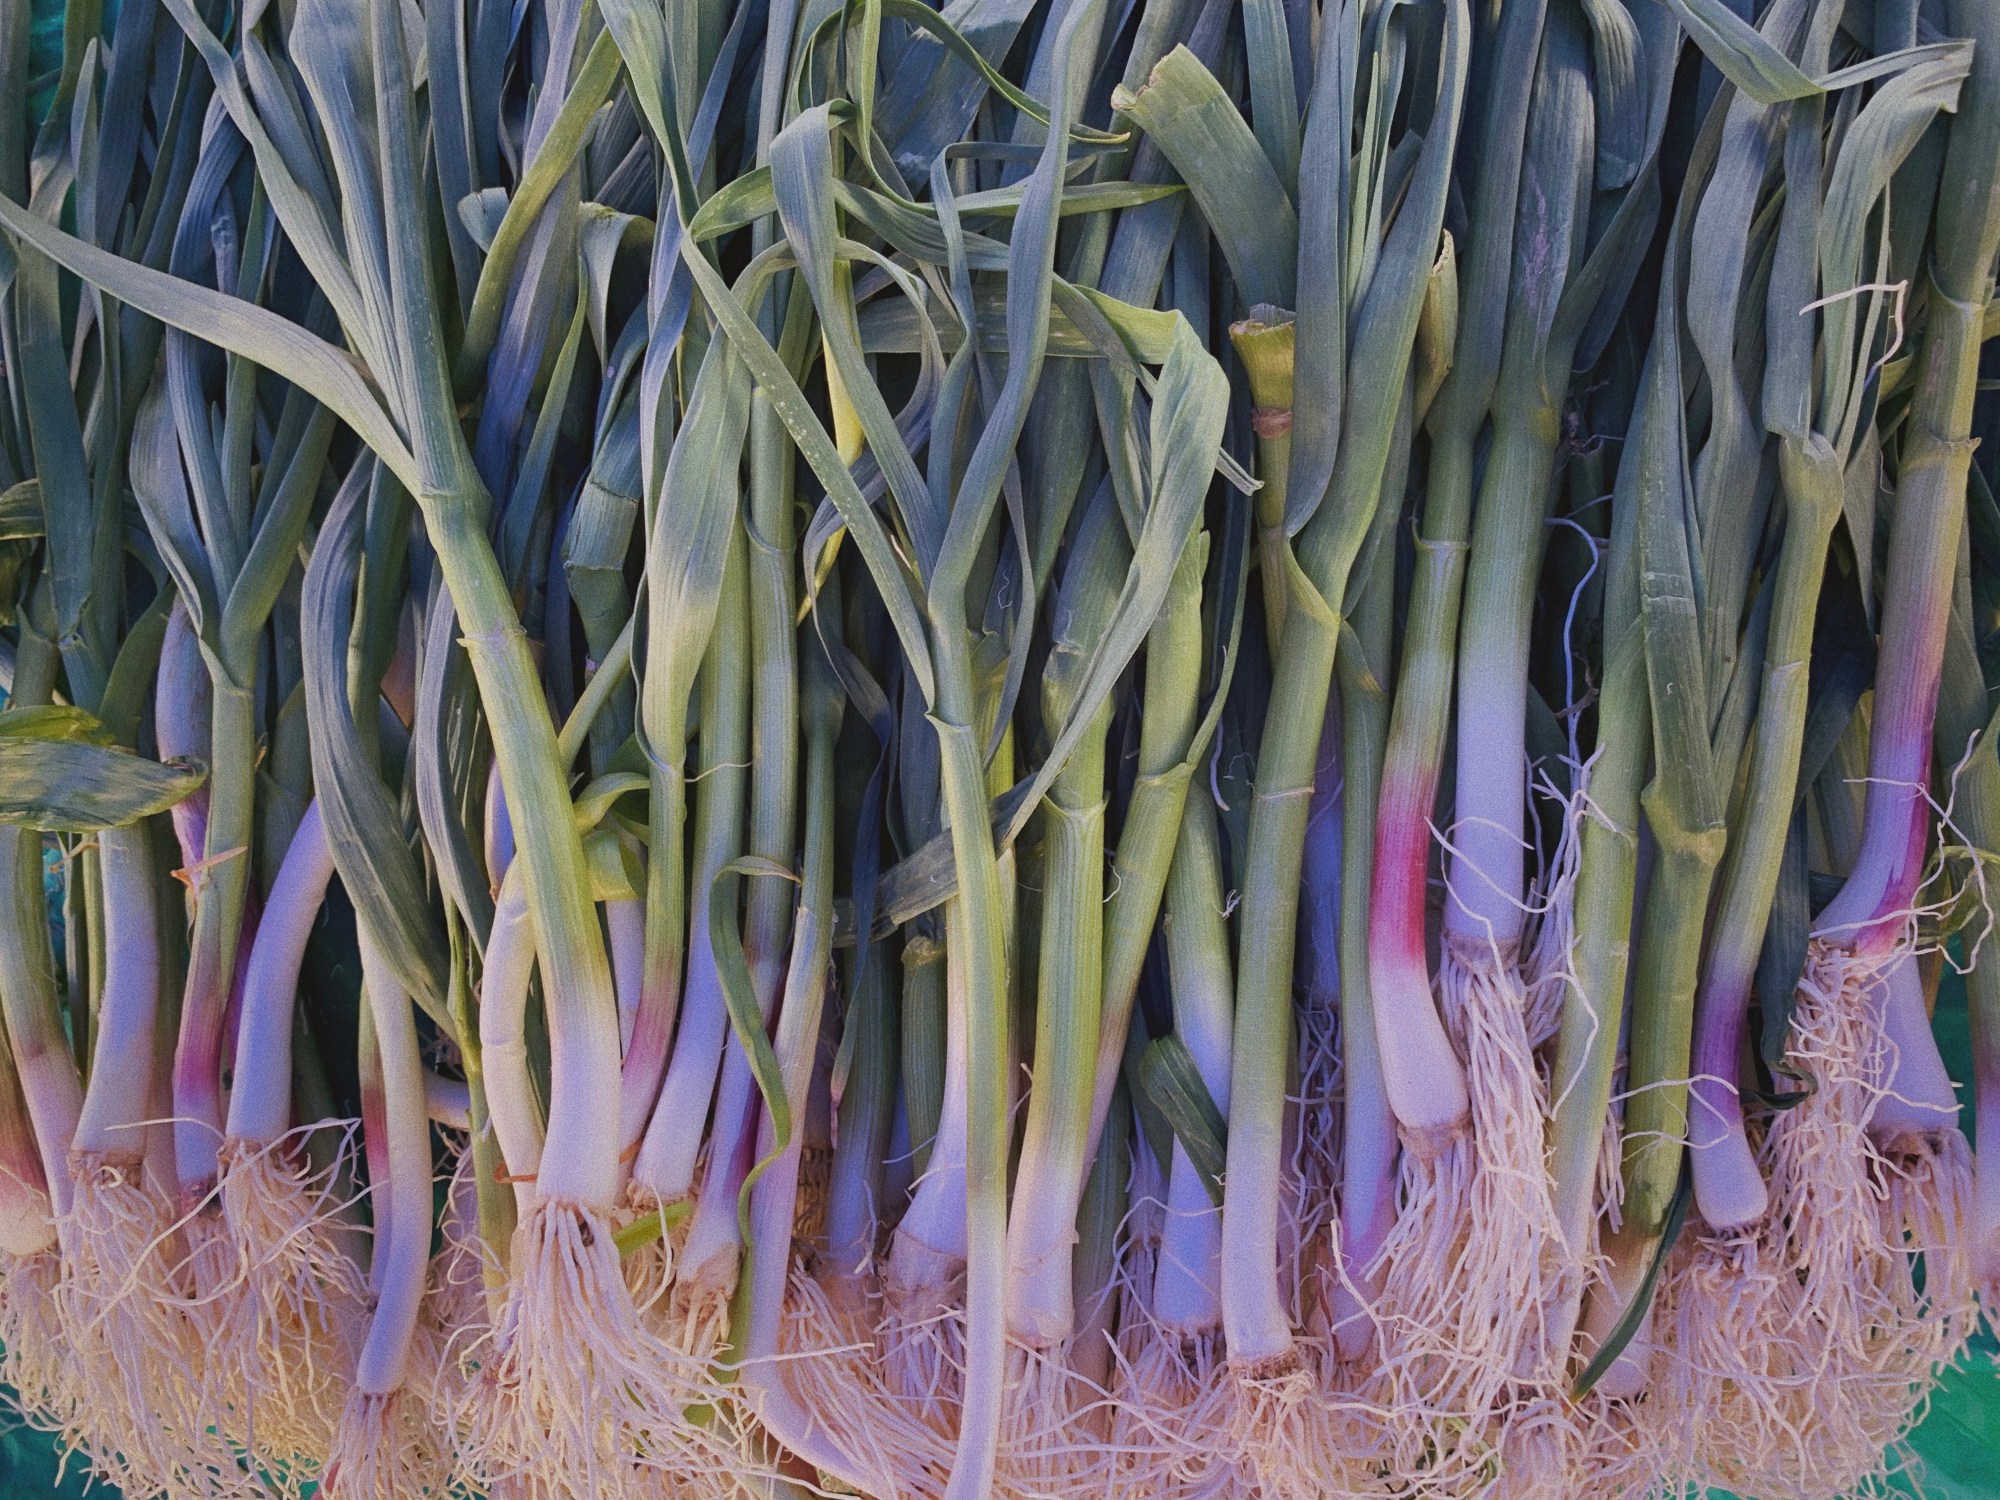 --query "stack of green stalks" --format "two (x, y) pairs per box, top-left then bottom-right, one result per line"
(0, 1), (1995, 1497)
